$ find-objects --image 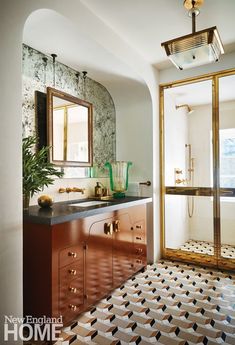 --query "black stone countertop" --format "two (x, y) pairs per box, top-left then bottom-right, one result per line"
(23, 196), (152, 225)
